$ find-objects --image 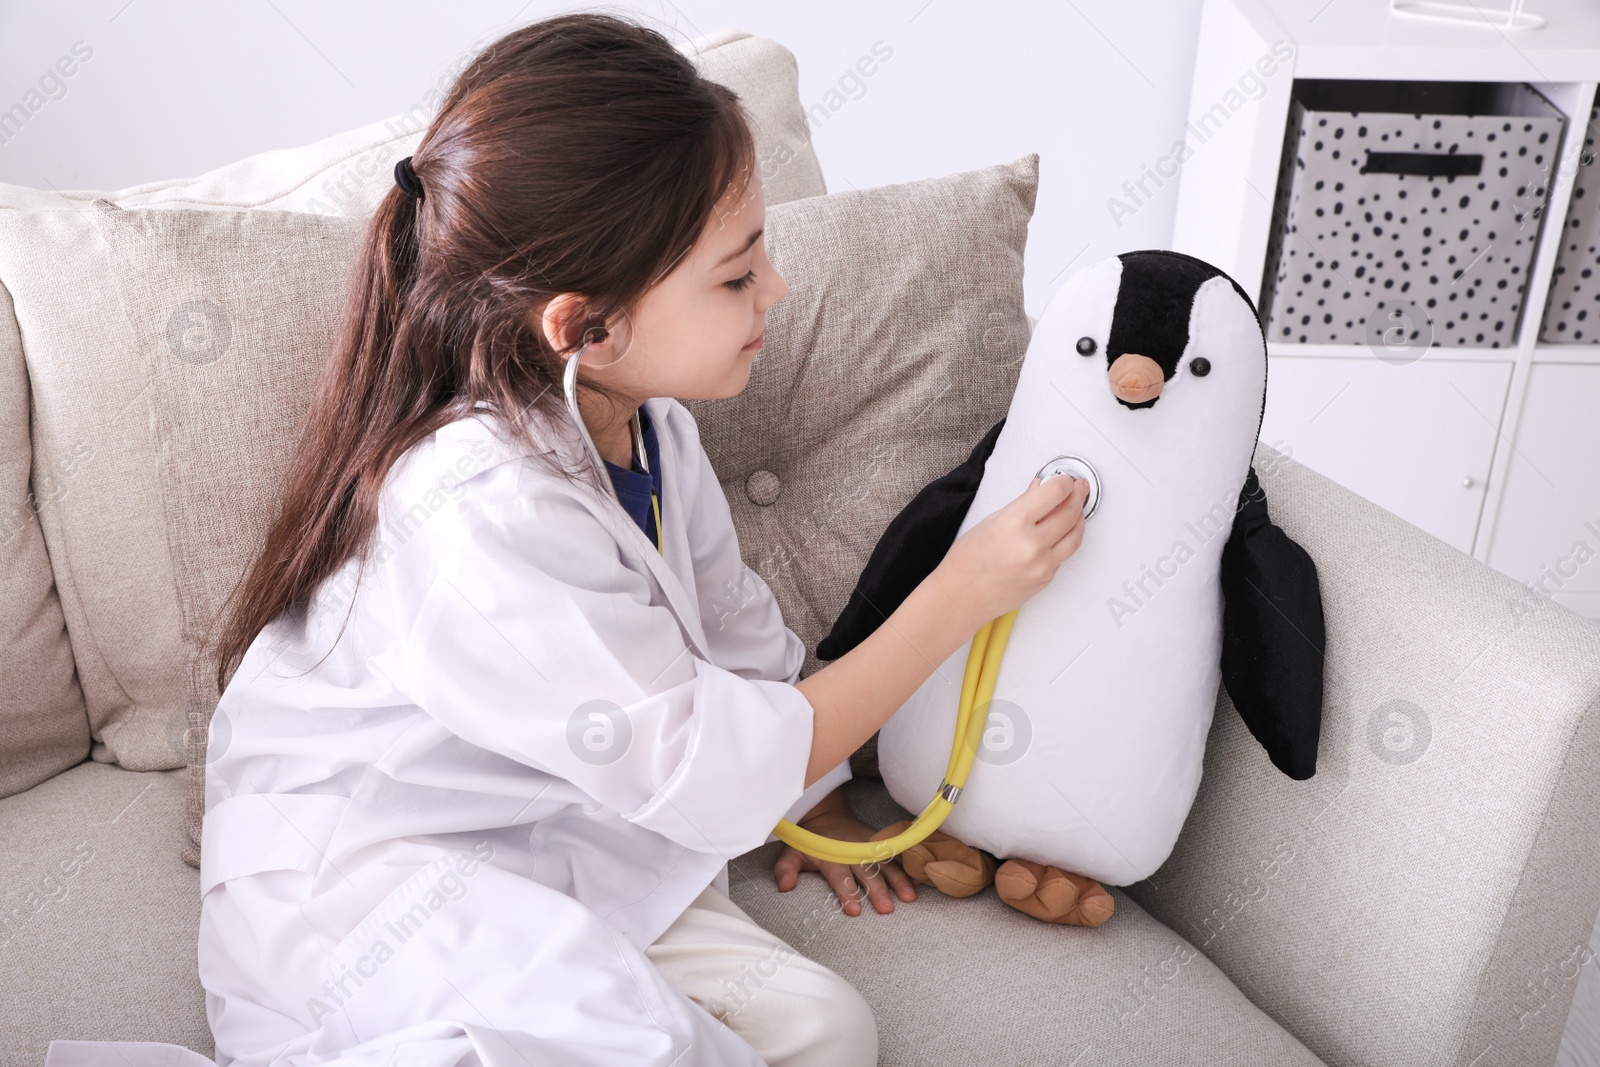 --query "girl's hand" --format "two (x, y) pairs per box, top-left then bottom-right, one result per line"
(935, 474), (1088, 627)
(773, 788), (917, 916)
